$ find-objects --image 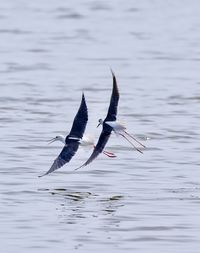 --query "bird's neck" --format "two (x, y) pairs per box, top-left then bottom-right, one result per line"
(59, 135), (65, 144)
